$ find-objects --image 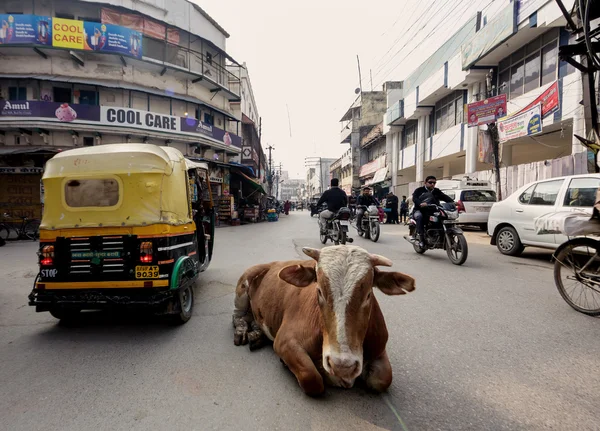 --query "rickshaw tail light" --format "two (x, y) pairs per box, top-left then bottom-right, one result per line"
(140, 241), (153, 263)
(41, 257), (53, 266)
